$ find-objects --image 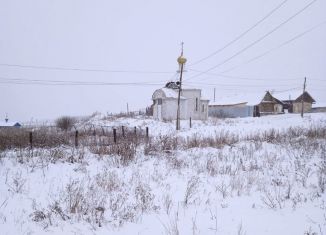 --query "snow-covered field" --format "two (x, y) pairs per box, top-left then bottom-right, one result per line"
(1, 113), (326, 235)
